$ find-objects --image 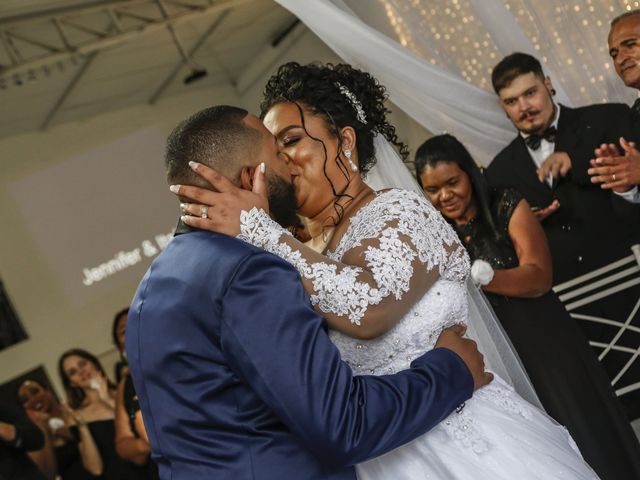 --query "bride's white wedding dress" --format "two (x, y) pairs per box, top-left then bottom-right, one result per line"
(238, 188), (598, 479)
